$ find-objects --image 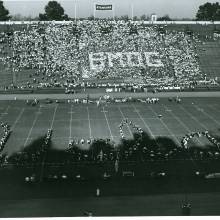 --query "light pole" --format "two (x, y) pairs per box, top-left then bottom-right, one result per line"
(74, 0), (78, 22)
(131, 4), (134, 21)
